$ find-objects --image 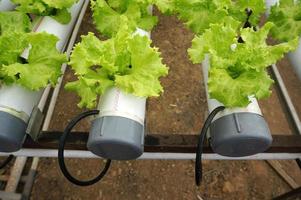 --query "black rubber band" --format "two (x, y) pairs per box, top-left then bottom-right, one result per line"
(195, 106), (225, 186)
(58, 110), (111, 186)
